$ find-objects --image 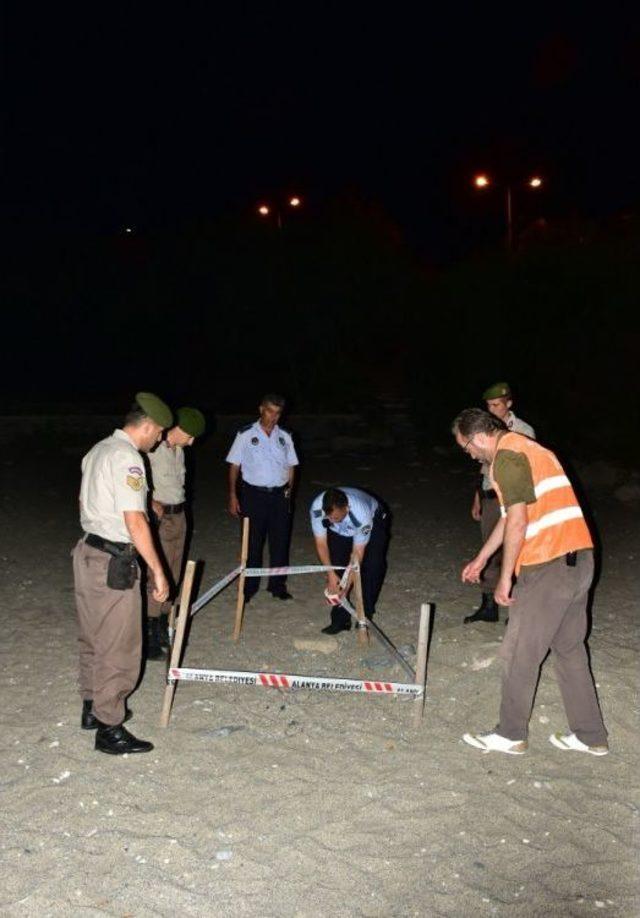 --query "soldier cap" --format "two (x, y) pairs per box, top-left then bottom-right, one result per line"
(176, 407), (206, 438)
(135, 391), (173, 428)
